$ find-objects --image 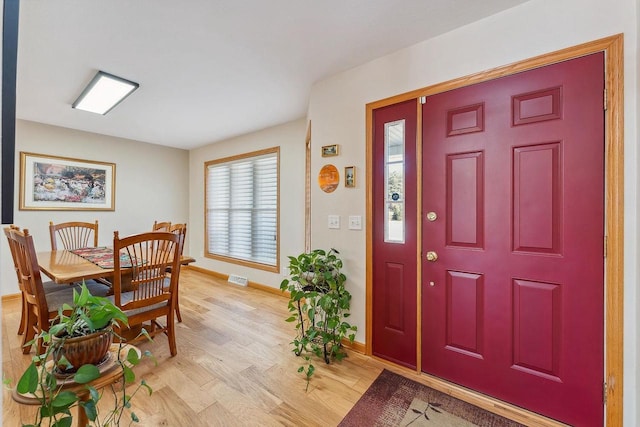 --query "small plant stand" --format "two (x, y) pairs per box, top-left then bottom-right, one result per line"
(294, 290), (331, 364)
(12, 344), (141, 427)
